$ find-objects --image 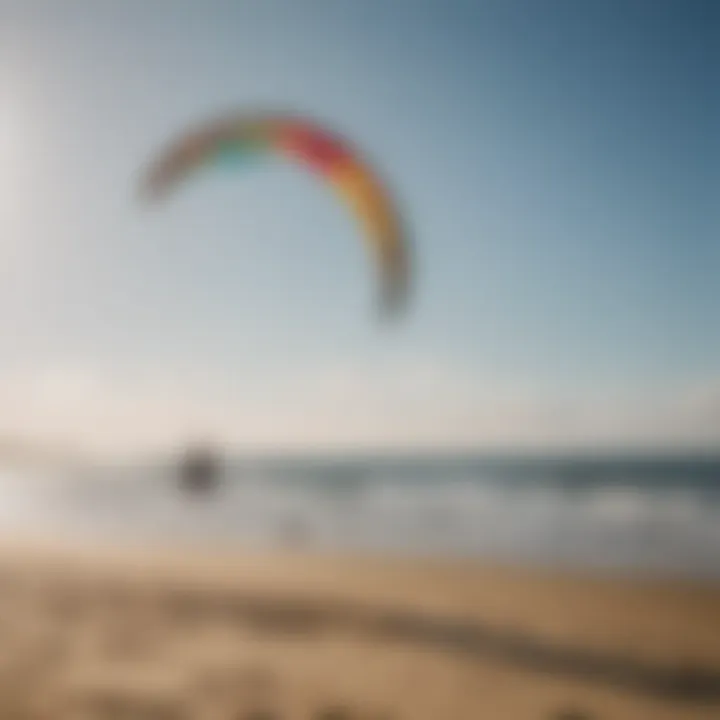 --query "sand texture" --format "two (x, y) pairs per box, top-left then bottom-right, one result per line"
(0, 542), (717, 719)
